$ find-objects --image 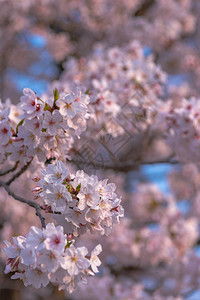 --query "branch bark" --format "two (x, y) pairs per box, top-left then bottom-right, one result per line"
(0, 161), (19, 176)
(72, 156), (179, 172)
(0, 178), (46, 228)
(6, 158), (33, 186)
